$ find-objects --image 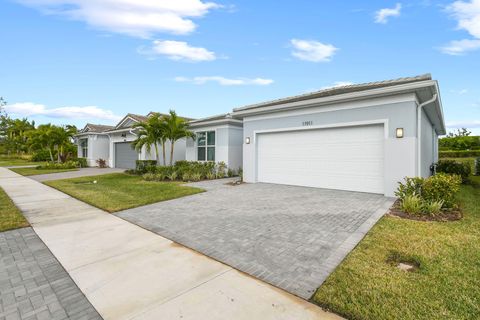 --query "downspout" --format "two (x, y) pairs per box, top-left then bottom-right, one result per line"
(417, 93), (438, 177)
